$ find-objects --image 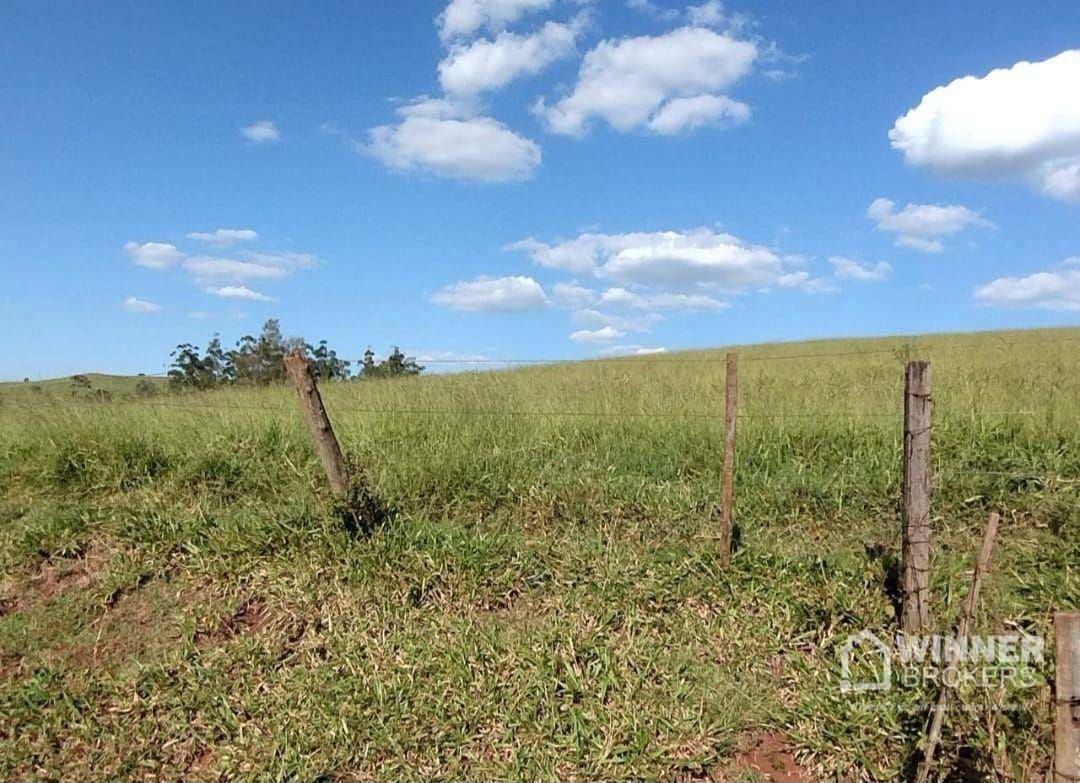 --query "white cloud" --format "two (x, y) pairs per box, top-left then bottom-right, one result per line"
(889, 50), (1080, 202)
(646, 94), (750, 135)
(438, 0), (555, 41)
(536, 27), (757, 135)
(438, 17), (585, 96)
(550, 281), (596, 308)
(186, 228), (259, 247)
(240, 250), (319, 270)
(510, 228), (807, 291)
(364, 101), (541, 183)
(122, 296), (161, 314)
(974, 269), (1080, 311)
(1062, 257), (1080, 266)
(204, 285), (275, 302)
(572, 308), (662, 333)
(829, 256), (892, 282)
(410, 350), (491, 363)
(686, 0), (727, 27)
(187, 311), (213, 320)
(867, 197), (994, 253)
(240, 121), (280, 143)
(570, 325), (625, 343)
(775, 271), (837, 294)
(181, 250), (316, 285)
(599, 286), (729, 310)
(600, 343), (668, 356)
(430, 275), (550, 312)
(182, 257), (290, 283)
(1039, 158), (1080, 201)
(123, 241), (184, 269)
